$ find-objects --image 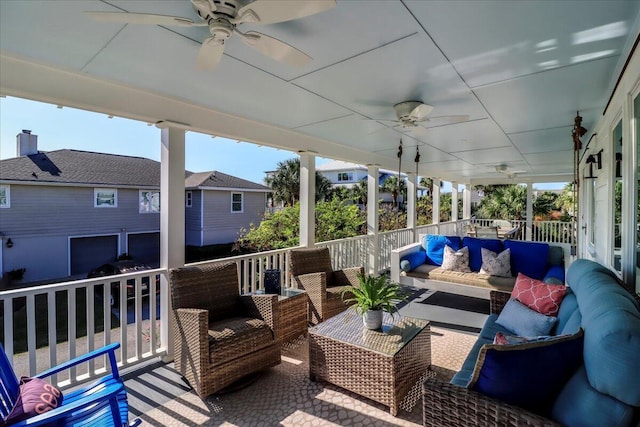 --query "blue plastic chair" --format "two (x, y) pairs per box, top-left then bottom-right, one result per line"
(0, 342), (130, 426)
